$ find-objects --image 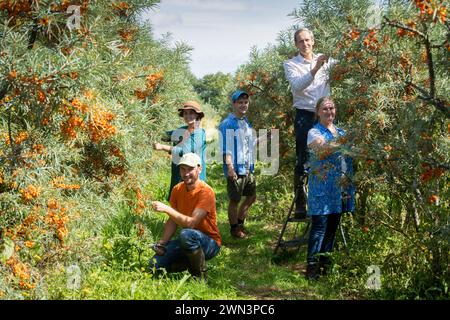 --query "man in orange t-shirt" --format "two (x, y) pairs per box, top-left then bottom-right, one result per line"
(150, 153), (221, 279)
